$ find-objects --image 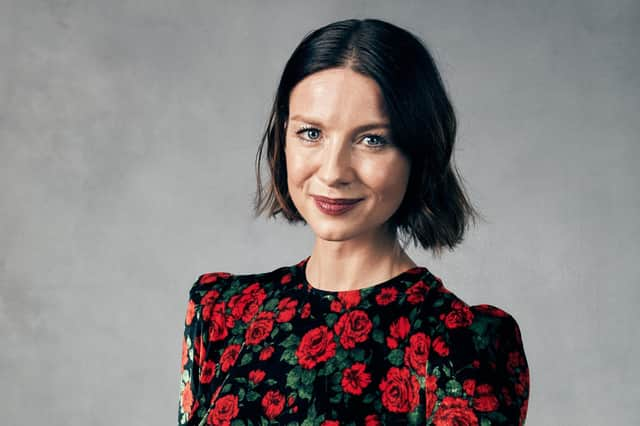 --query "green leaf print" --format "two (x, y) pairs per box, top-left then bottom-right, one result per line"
(281, 334), (299, 347)
(445, 379), (462, 396)
(240, 352), (253, 366)
(388, 349), (404, 366)
(246, 390), (261, 402)
(301, 368), (316, 385)
(298, 383), (313, 400)
(281, 348), (298, 365)
(237, 387), (246, 401)
(372, 329), (385, 344)
(351, 348), (365, 362)
(264, 298), (278, 311)
(287, 366), (302, 388)
(325, 313), (338, 327)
